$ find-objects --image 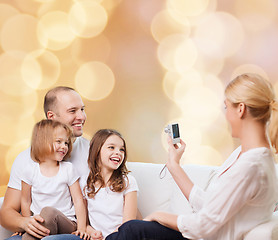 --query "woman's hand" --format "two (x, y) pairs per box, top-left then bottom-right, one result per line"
(144, 212), (179, 231)
(167, 136), (186, 167)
